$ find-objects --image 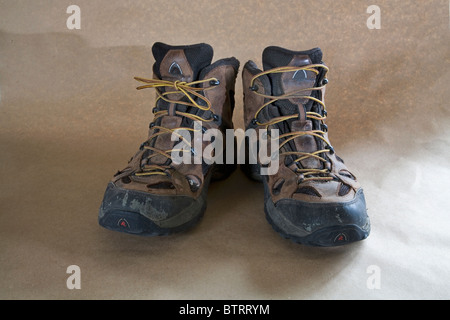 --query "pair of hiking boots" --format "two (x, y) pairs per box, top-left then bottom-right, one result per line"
(98, 42), (370, 247)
